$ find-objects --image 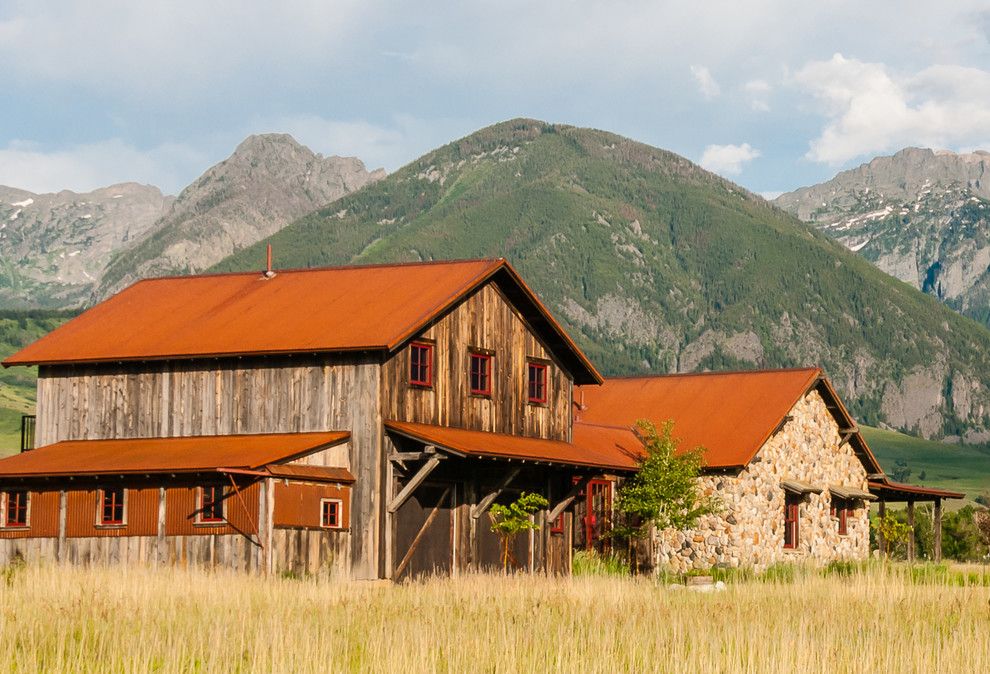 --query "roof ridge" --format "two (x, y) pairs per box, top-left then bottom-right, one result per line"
(130, 257), (505, 284)
(601, 366), (822, 381)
